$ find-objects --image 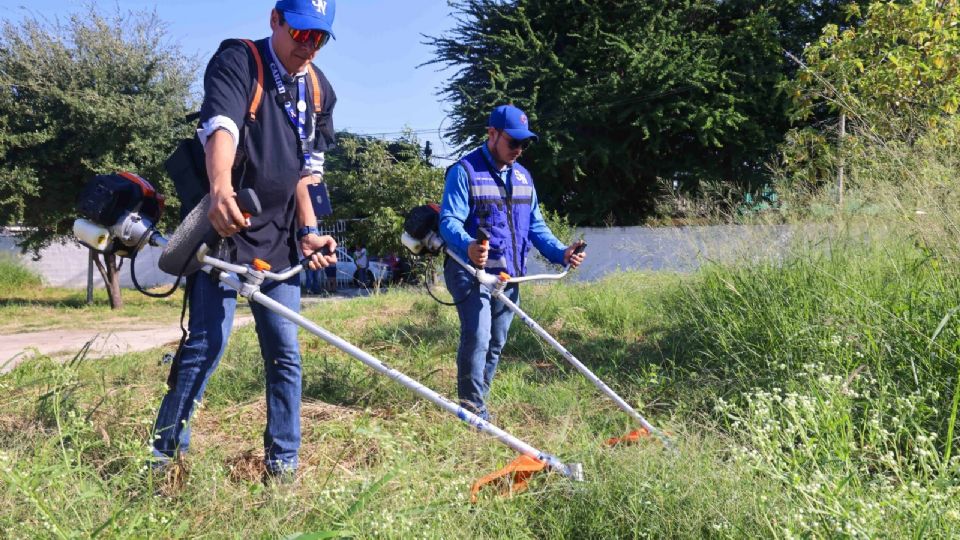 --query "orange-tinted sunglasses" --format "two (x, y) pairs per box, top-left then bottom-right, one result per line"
(287, 27), (330, 50)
